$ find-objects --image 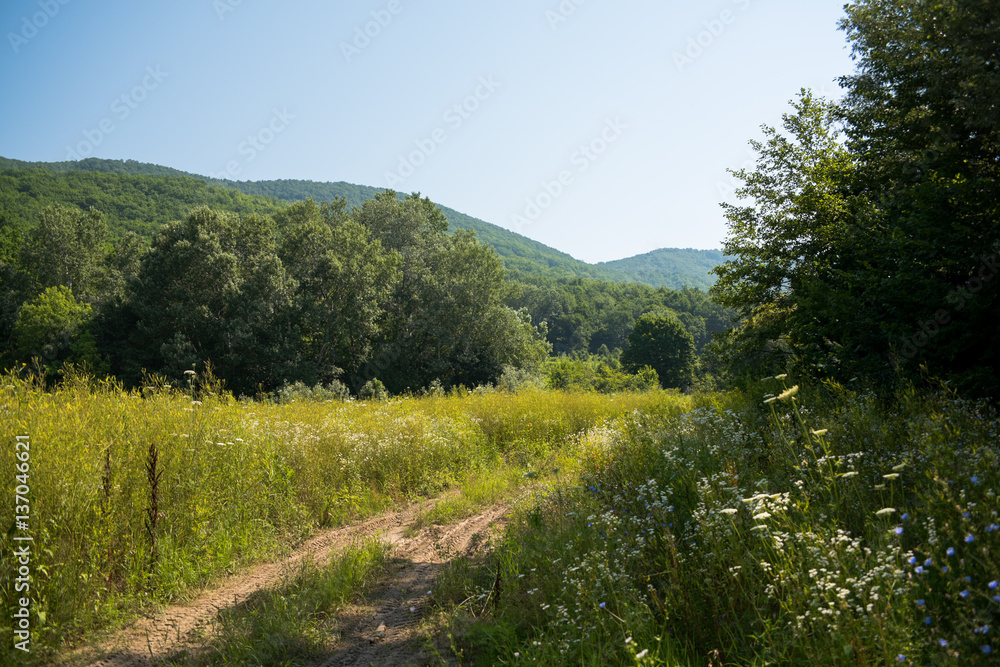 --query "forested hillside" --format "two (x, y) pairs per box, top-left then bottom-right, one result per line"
(598, 247), (726, 290)
(0, 169), (733, 394)
(0, 156), (719, 288)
